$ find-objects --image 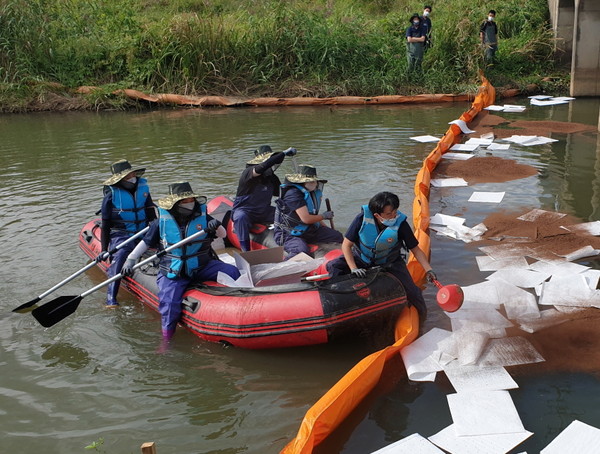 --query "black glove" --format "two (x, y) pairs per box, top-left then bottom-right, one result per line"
(206, 219), (221, 235)
(351, 268), (367, 278)
(321, 211), (334, 220)
(121, 259), (136, 277)
(283, 147), (297, 157)
(426, 269), (437, 283)
(94, 251), (111, 263)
